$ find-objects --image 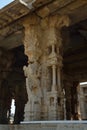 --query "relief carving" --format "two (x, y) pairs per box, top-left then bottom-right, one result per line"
(23, 61), (42, 105)
(23, 14), (70, 121)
